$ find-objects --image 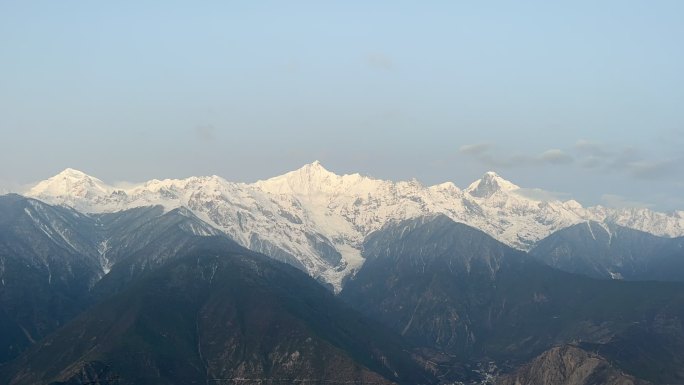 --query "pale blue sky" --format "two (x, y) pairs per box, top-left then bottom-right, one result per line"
(1, 1), (683, 209)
